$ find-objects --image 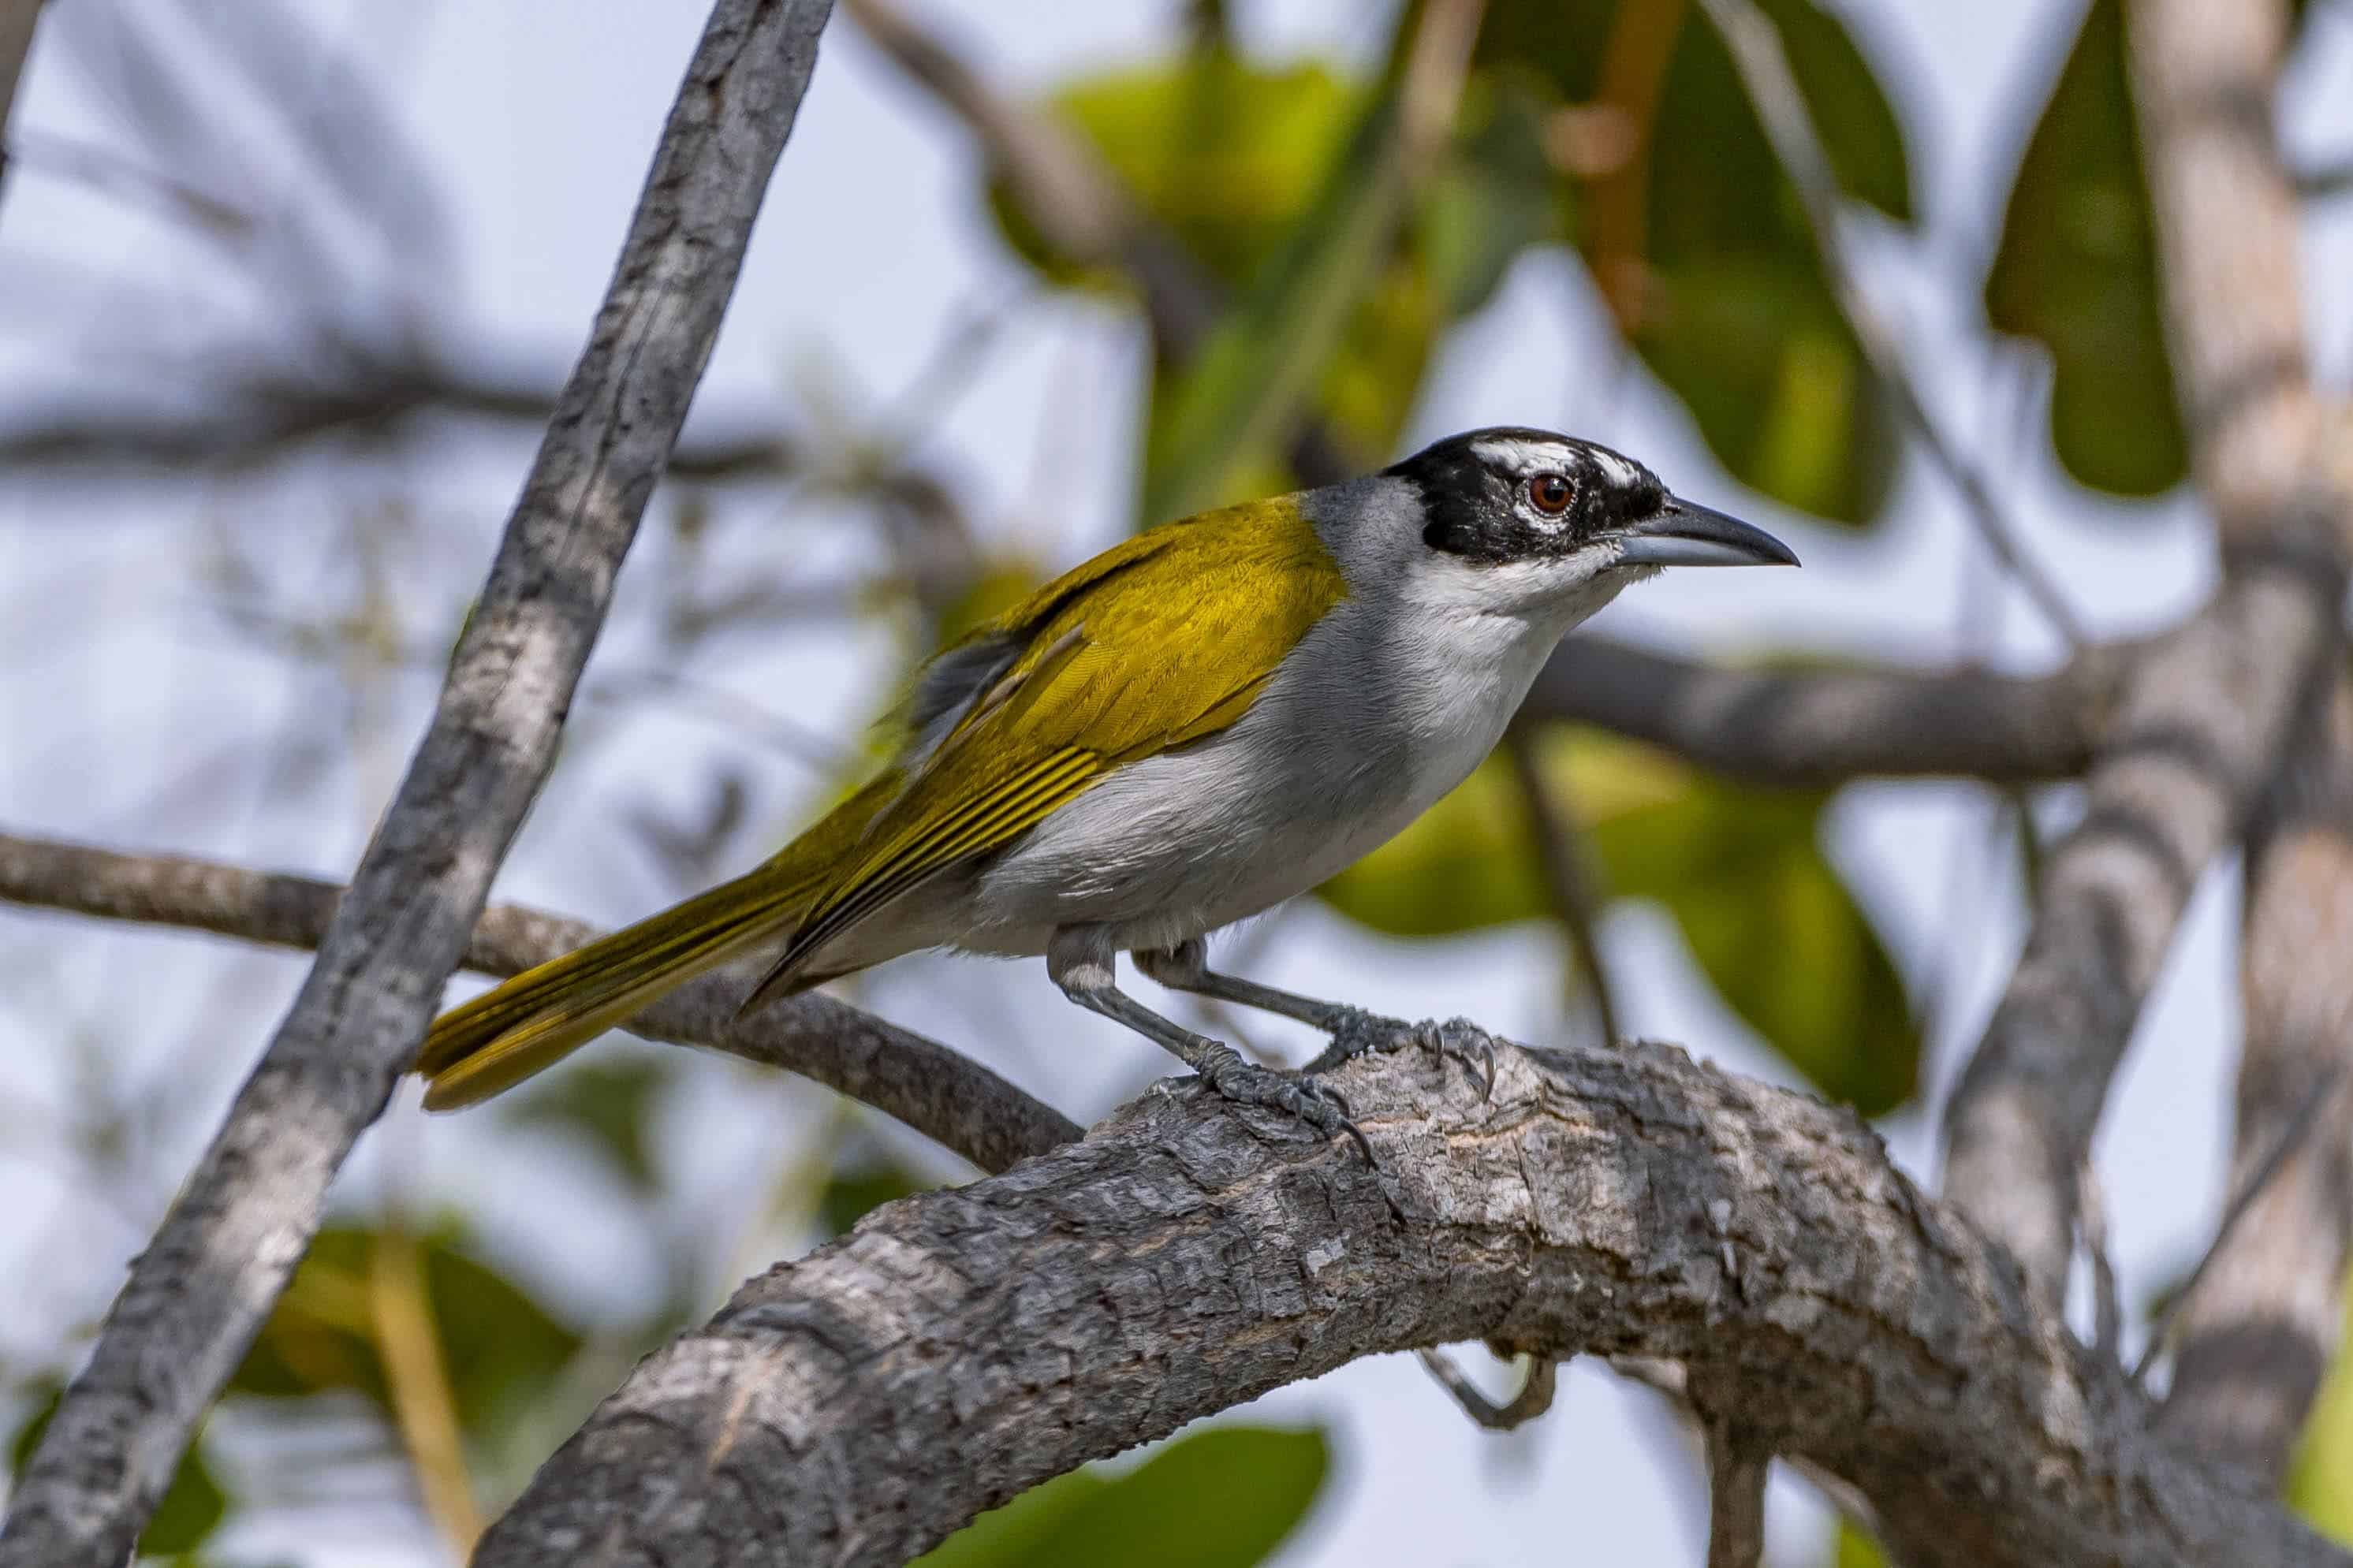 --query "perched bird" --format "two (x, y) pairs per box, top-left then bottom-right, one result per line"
(416, 428), (1796, 1148)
